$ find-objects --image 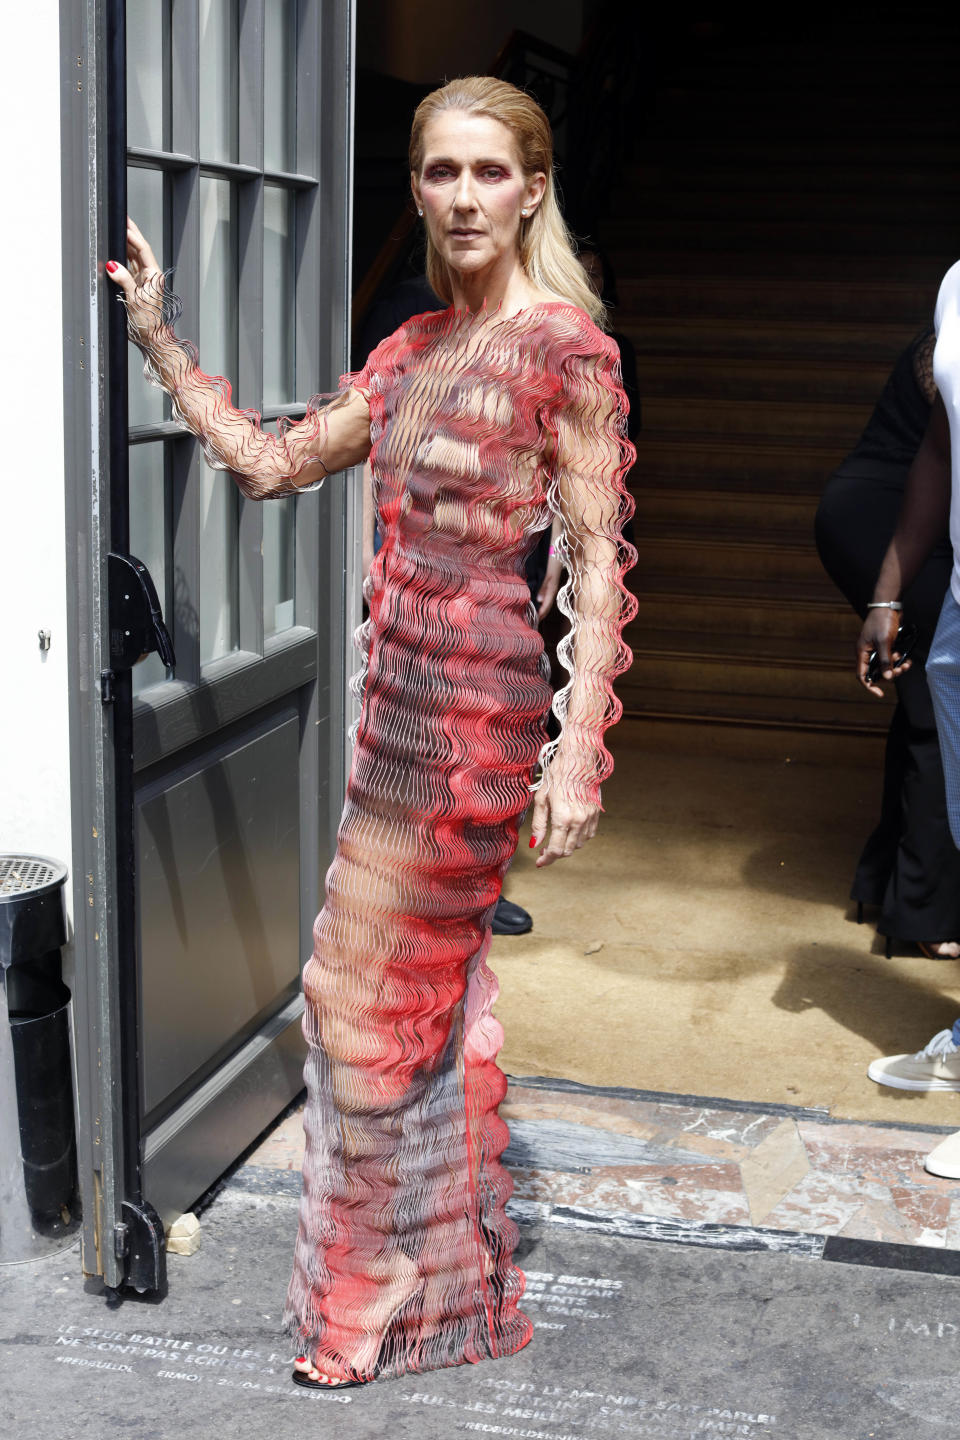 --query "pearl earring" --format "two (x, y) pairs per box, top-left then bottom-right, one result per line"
(417, 208), (423, 216)
(521, 209), (528, 217)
